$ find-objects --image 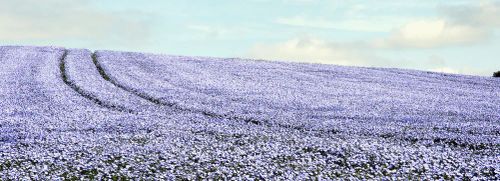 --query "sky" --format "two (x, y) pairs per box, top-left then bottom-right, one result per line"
(1, 0), (499, 76)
